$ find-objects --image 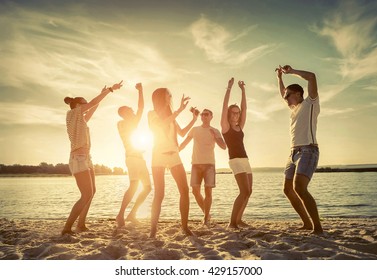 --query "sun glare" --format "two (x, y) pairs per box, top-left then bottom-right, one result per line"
(131, 129), (154, 152)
